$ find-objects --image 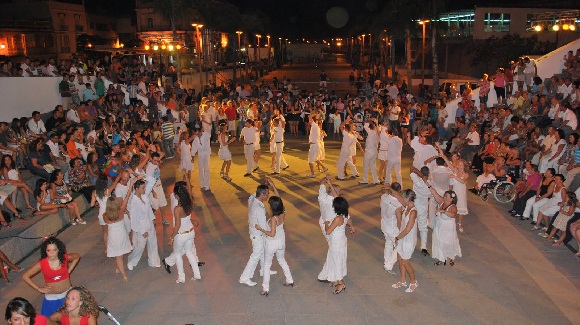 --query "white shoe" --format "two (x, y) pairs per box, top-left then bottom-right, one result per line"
(127, 264), (133, 271)
(191, 276), (201, 281)
(383, 265), (396, 275)
(239, 279), (257, 286)
(270, 270), (277, 275)
(176, 278), (185, 284)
